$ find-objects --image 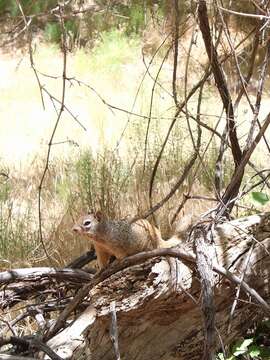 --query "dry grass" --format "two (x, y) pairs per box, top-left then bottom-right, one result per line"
(0, 30), (270, 268)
